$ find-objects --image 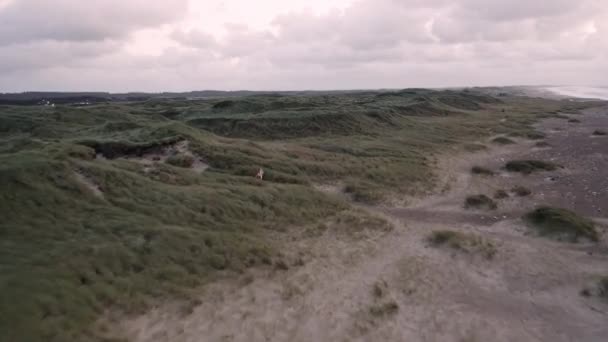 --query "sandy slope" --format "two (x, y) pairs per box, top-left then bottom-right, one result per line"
(116, 107), (608, 342)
